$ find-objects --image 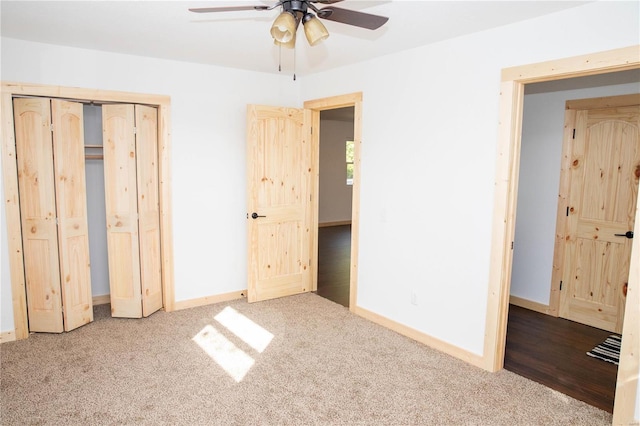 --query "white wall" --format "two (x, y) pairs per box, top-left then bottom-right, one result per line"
(319, 118), (354, 224)
(0, 38), (300, 332)
(300, 1), (639, 355)
(511, 74), (640, 305)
